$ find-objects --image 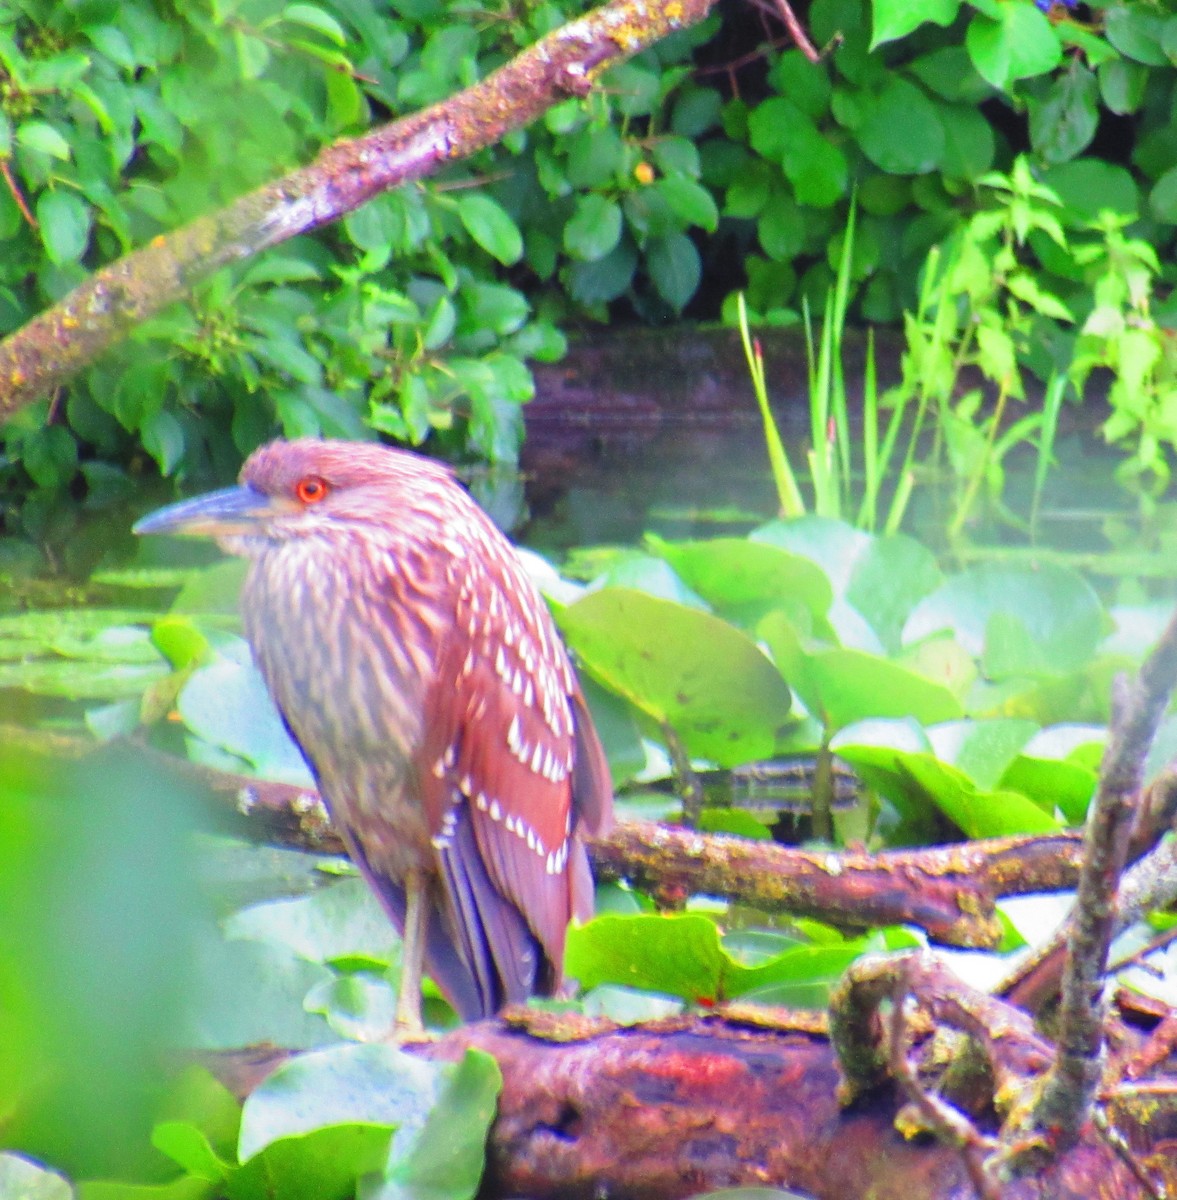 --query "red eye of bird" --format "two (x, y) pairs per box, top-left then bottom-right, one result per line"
(295, 475), (329, 505)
